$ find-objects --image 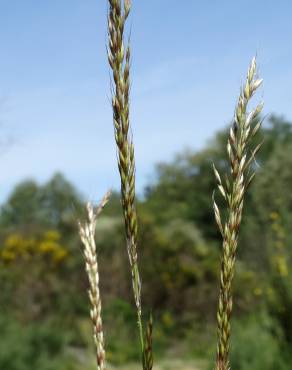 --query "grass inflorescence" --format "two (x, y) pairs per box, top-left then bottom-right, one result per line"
(107, 1), (153, 369)
(212, 57), (263, 370)
(78, 191), (111, 370)
(80, 3), (265, 369)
